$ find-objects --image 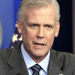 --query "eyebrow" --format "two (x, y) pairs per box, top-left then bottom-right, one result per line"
(27, 22), (55, 26)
